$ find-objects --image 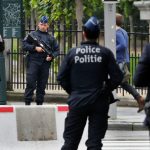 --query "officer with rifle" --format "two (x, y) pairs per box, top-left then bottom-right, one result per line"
(22, 16), (59, 105)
